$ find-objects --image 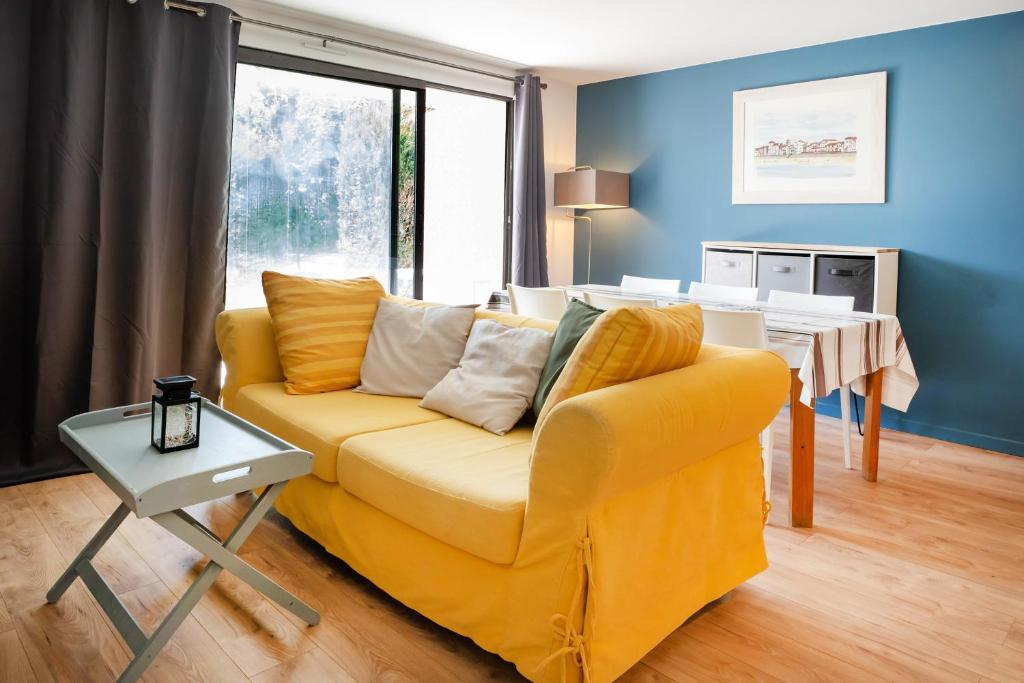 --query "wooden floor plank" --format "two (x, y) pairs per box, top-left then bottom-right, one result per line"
(249, 647), (358, 683)
(0, 489), (46, 544)
(73, 473), (124, 515)
(814, 496), (1024, 595)
(0, 533), (132, 683)
(243, 544), (492, 682)
(616, 660), (690, 682)
(793, 533), (1024, 624)
(0, 534), (70, 614)
(720, 587), (977, 682)
(644, 627), (786, 682)
(1005, 619), (1024, 653)
(850, 474), (1024, 541)
(22, 477), (159, 596)
(2, 411), (1023, 682)
(682, 610), (871, 681)
(0, 582), (14, 634)
(921, 442), (1024, 486)
(750, 551), (1024, 680)
(244, 520), (526, 682)
(118, 581), (249, 683)
(0, 629), (37, 683)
